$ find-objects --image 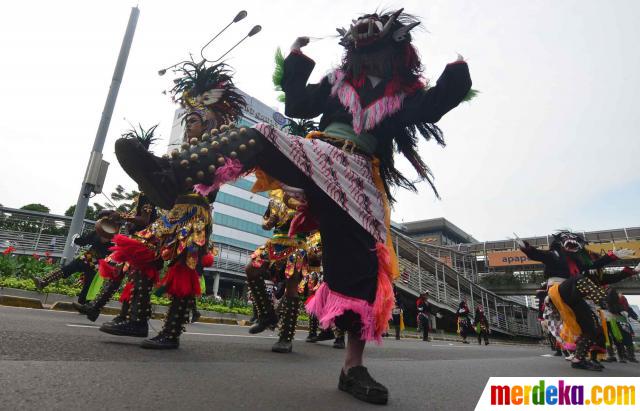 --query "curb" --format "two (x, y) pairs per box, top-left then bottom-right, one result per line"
(0, 295), (44, 309)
